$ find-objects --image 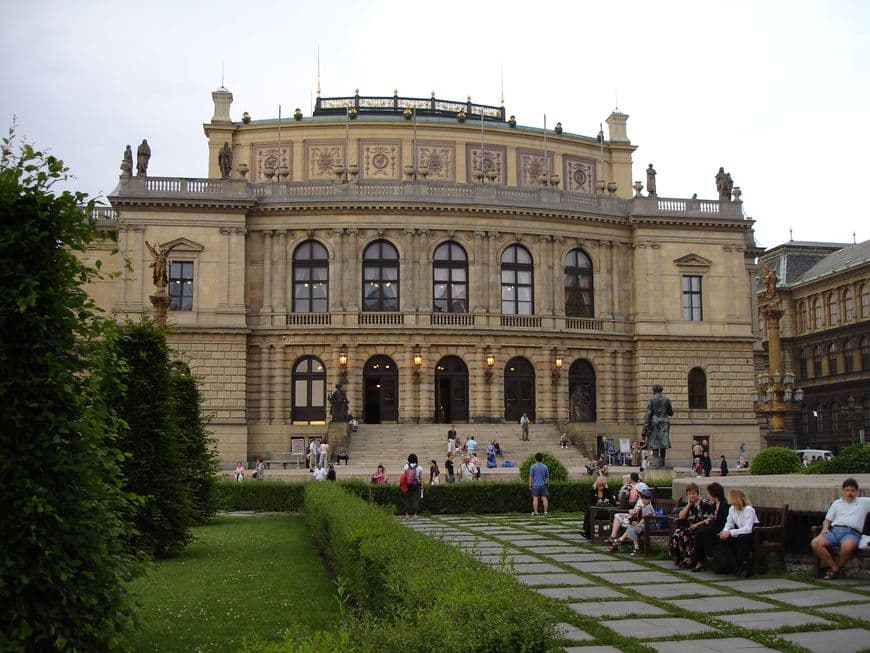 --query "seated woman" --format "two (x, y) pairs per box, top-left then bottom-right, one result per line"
(717, 488), (759, 577)
(609, 489), (655, 555)
(493, 439), (503, 456)
(668, 482), (714, 567)
(336, 446), (350, 465)
(584, 476), (616, 540)
(560, 432), (570, 449)
(690, 482), (729, 571)
(371, 464), (387, 485)
(485, 441), (498, 468)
